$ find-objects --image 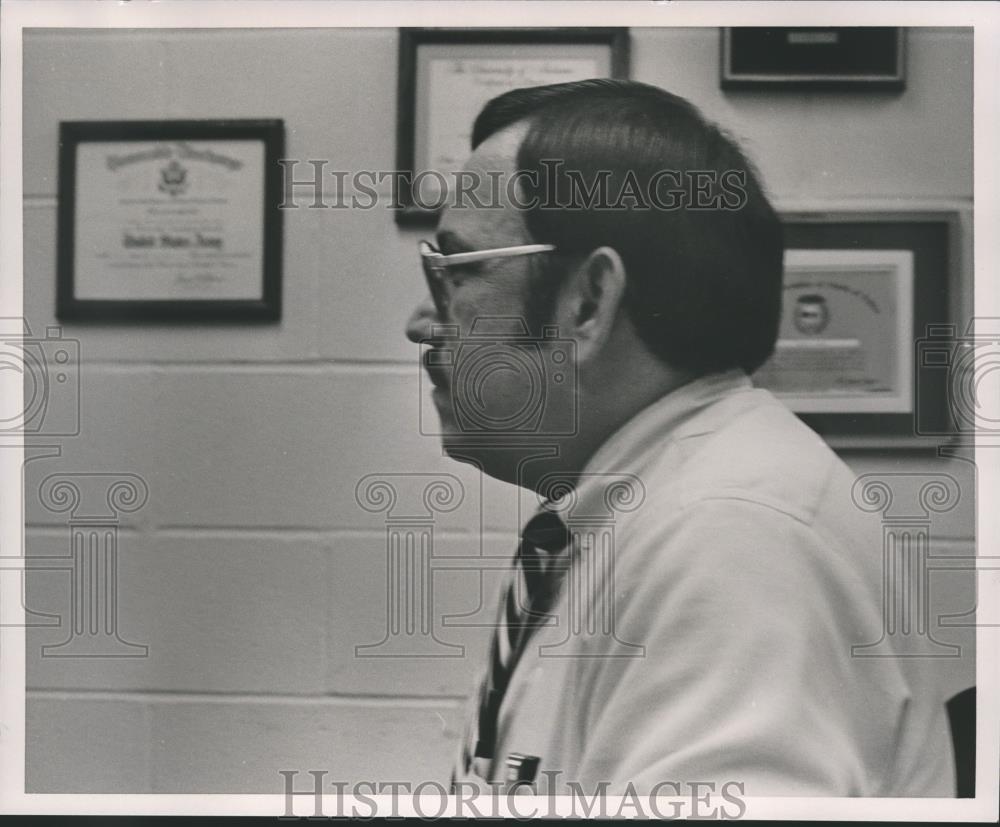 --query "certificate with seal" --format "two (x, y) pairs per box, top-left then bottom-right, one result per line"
(757, 212), (956, 446)
(754, 249), (914, 413)
(57, 120), (283, 321)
